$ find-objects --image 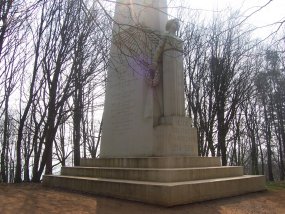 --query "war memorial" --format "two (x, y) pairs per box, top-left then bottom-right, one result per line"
(43, 0), (265, 206)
